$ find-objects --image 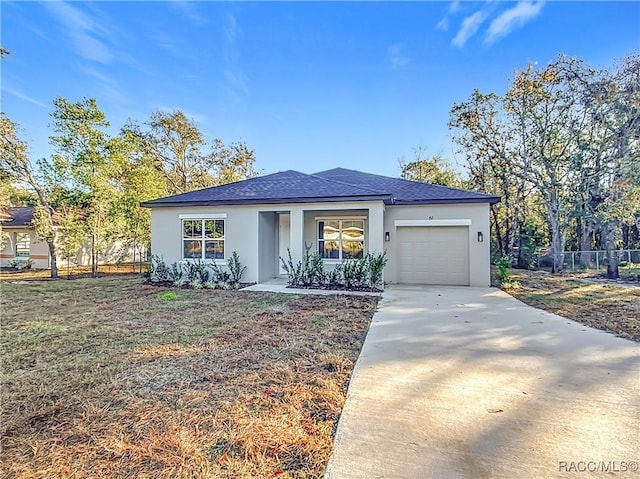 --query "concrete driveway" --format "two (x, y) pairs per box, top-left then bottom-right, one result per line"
(325, 285), (640, 479)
